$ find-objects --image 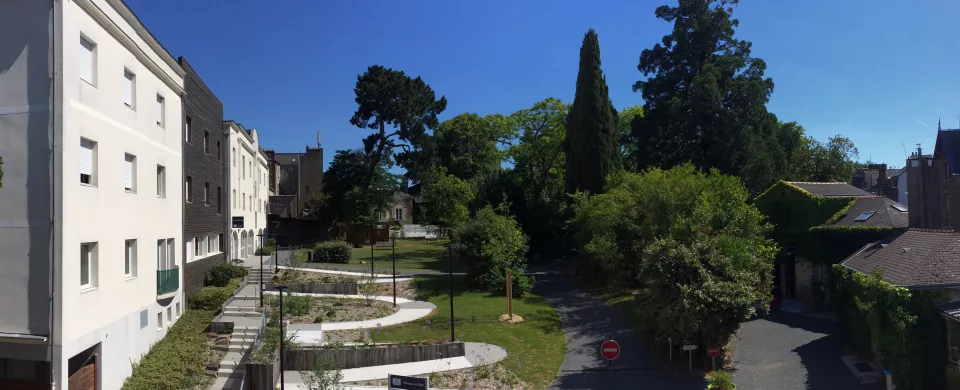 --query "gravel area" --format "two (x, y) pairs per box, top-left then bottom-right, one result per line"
(367, 280), (417, 299)
(352, 363), (531, 390)
(267, 296), (397, 324)
(274, 269), (358, 284)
